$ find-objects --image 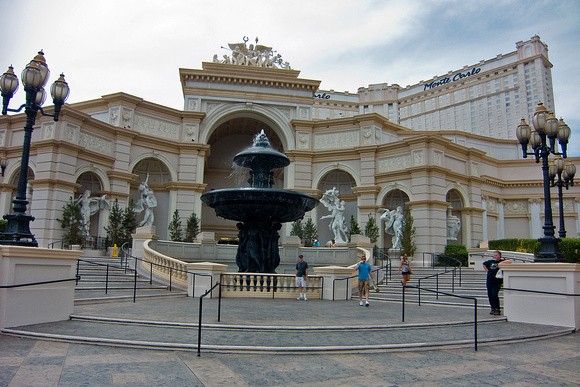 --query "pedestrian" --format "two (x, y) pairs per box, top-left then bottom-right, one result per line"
(295, 254), (308, 301)
(397, 254), (413, 291)
(354, 255), (374, 307)
(483, 250), (512, 315)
